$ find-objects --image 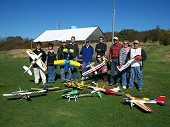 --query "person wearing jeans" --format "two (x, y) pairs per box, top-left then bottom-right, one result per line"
(46, 43), (57, 83)
(80, 40), (94, 80)
(126, 40), (147, 92)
